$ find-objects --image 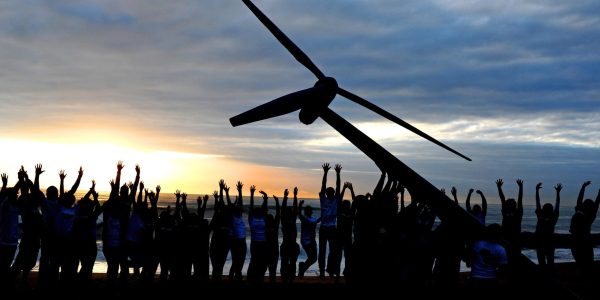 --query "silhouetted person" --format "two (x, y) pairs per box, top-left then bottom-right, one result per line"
(570, 181), (599, 276)
(209, 181), (231, 282)
(496, 179), (523, 247)
(0, 172), (20, 288)
(463, 188), (487, 225)
(247, 189), (269, 284)
(468, 223), (508, 289)
(73, 180), (102, 284)
(298, 200), (320, 278)
(54, 167), (83, 284)
(335, 182), (355, 281)
(126, 181), (148, 279)
(433, 186), (466, 288)
(229, 181), (246, 282)
(280, 187), (299, 284)
(141, 185), (162, 282)
(38, 173), (60, 288)
(191, 194), (210, 282)
(11, 165), (43, 287)
(266, 192), (281, 283)
(318, 163), (342, 279)
(102, 162), (139, 284)
(534, 183), (561, 270)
